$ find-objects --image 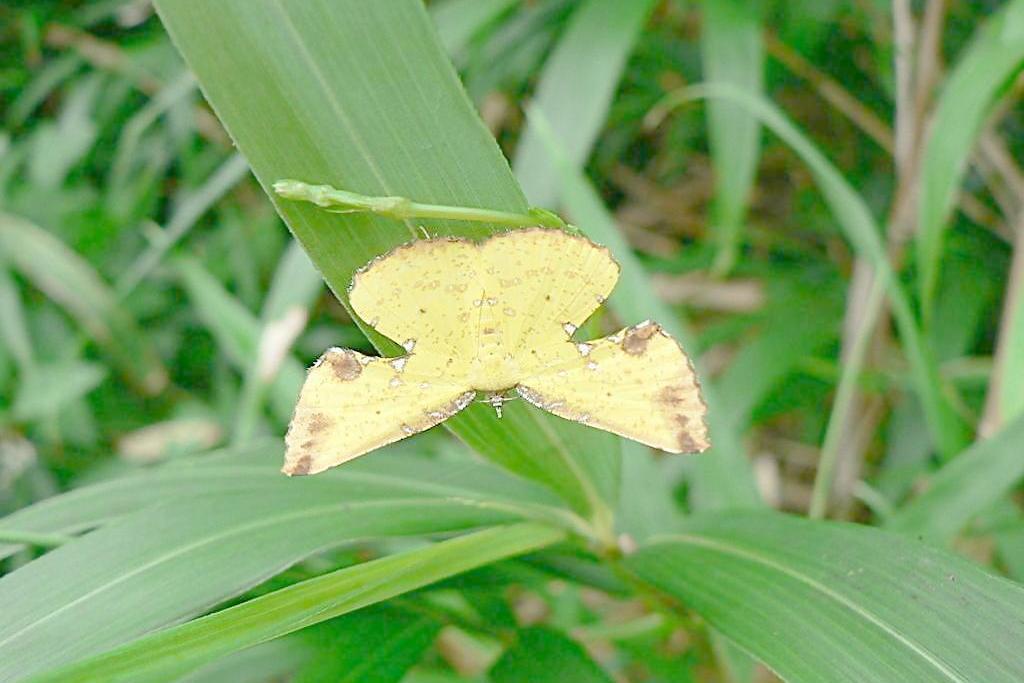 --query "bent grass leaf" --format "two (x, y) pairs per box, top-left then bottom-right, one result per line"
(917, 0), (1024, 313)
(28, 524), (565, 683)
(653, 83), (967, 458)
(628, 512), (1024, 683)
